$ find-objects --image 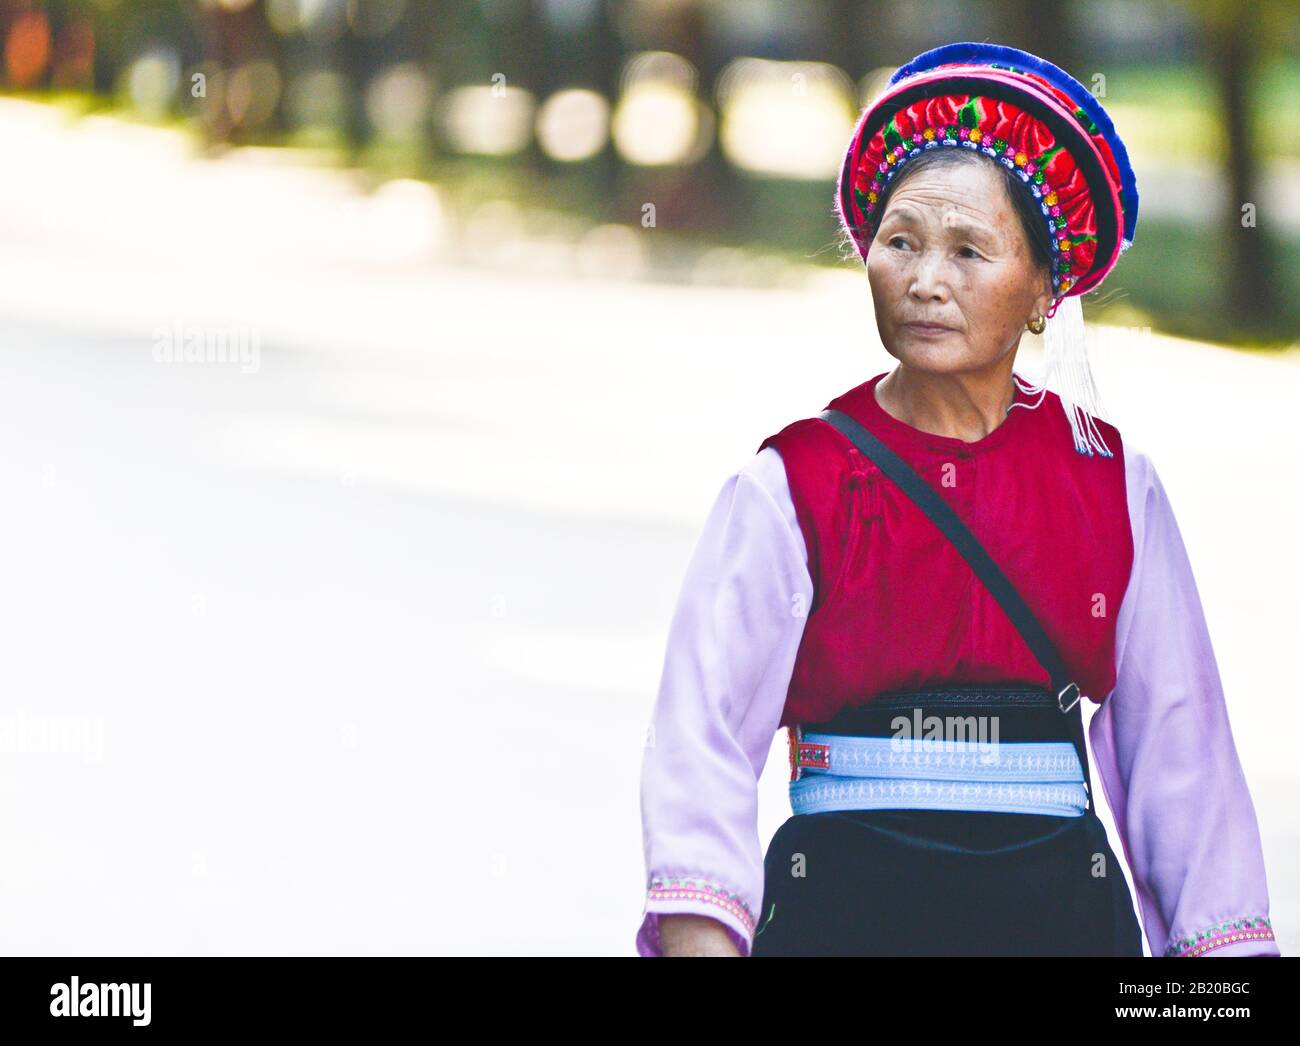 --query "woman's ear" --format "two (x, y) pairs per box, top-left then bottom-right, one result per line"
(1031, 273), (1054, 322)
